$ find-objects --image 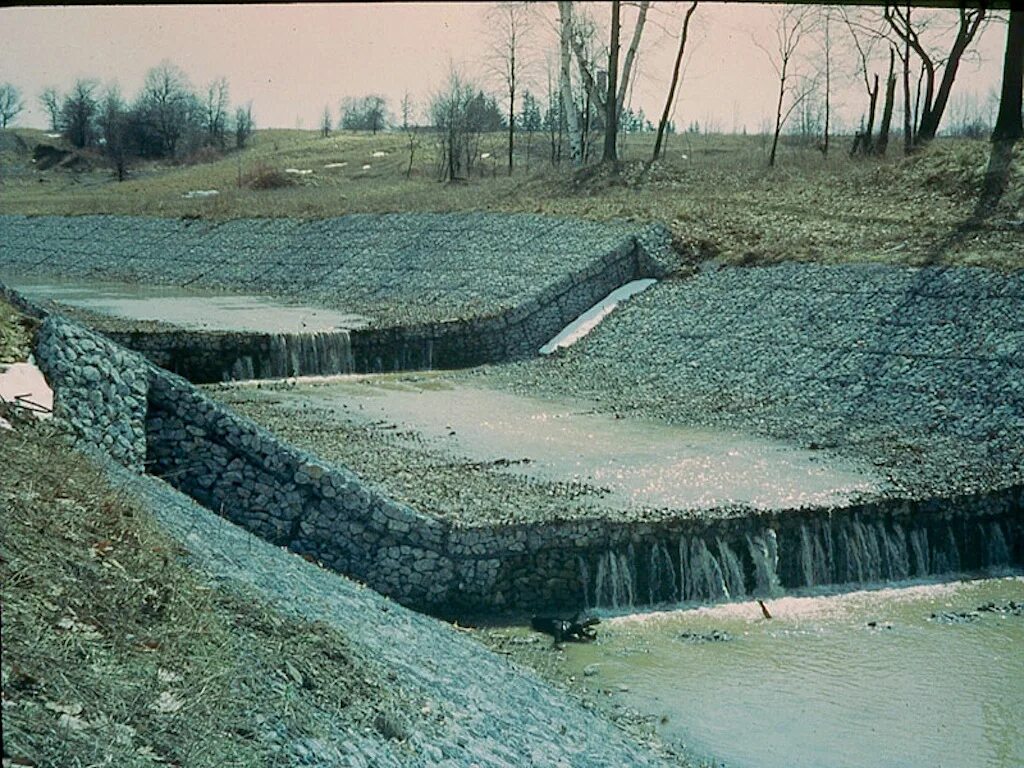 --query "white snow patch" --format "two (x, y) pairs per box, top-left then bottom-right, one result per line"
(540, 279), (656, 354)
(371, 151), (388, 157)
(481, 152), (491, 159)
(182, 190), (219, 199)
(324, 162), (348, 169)
(0, 360), (54, 419)
(46, 133), (62, 139)
(284, 168), (314, 175)
(361, 164), (372, 170)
